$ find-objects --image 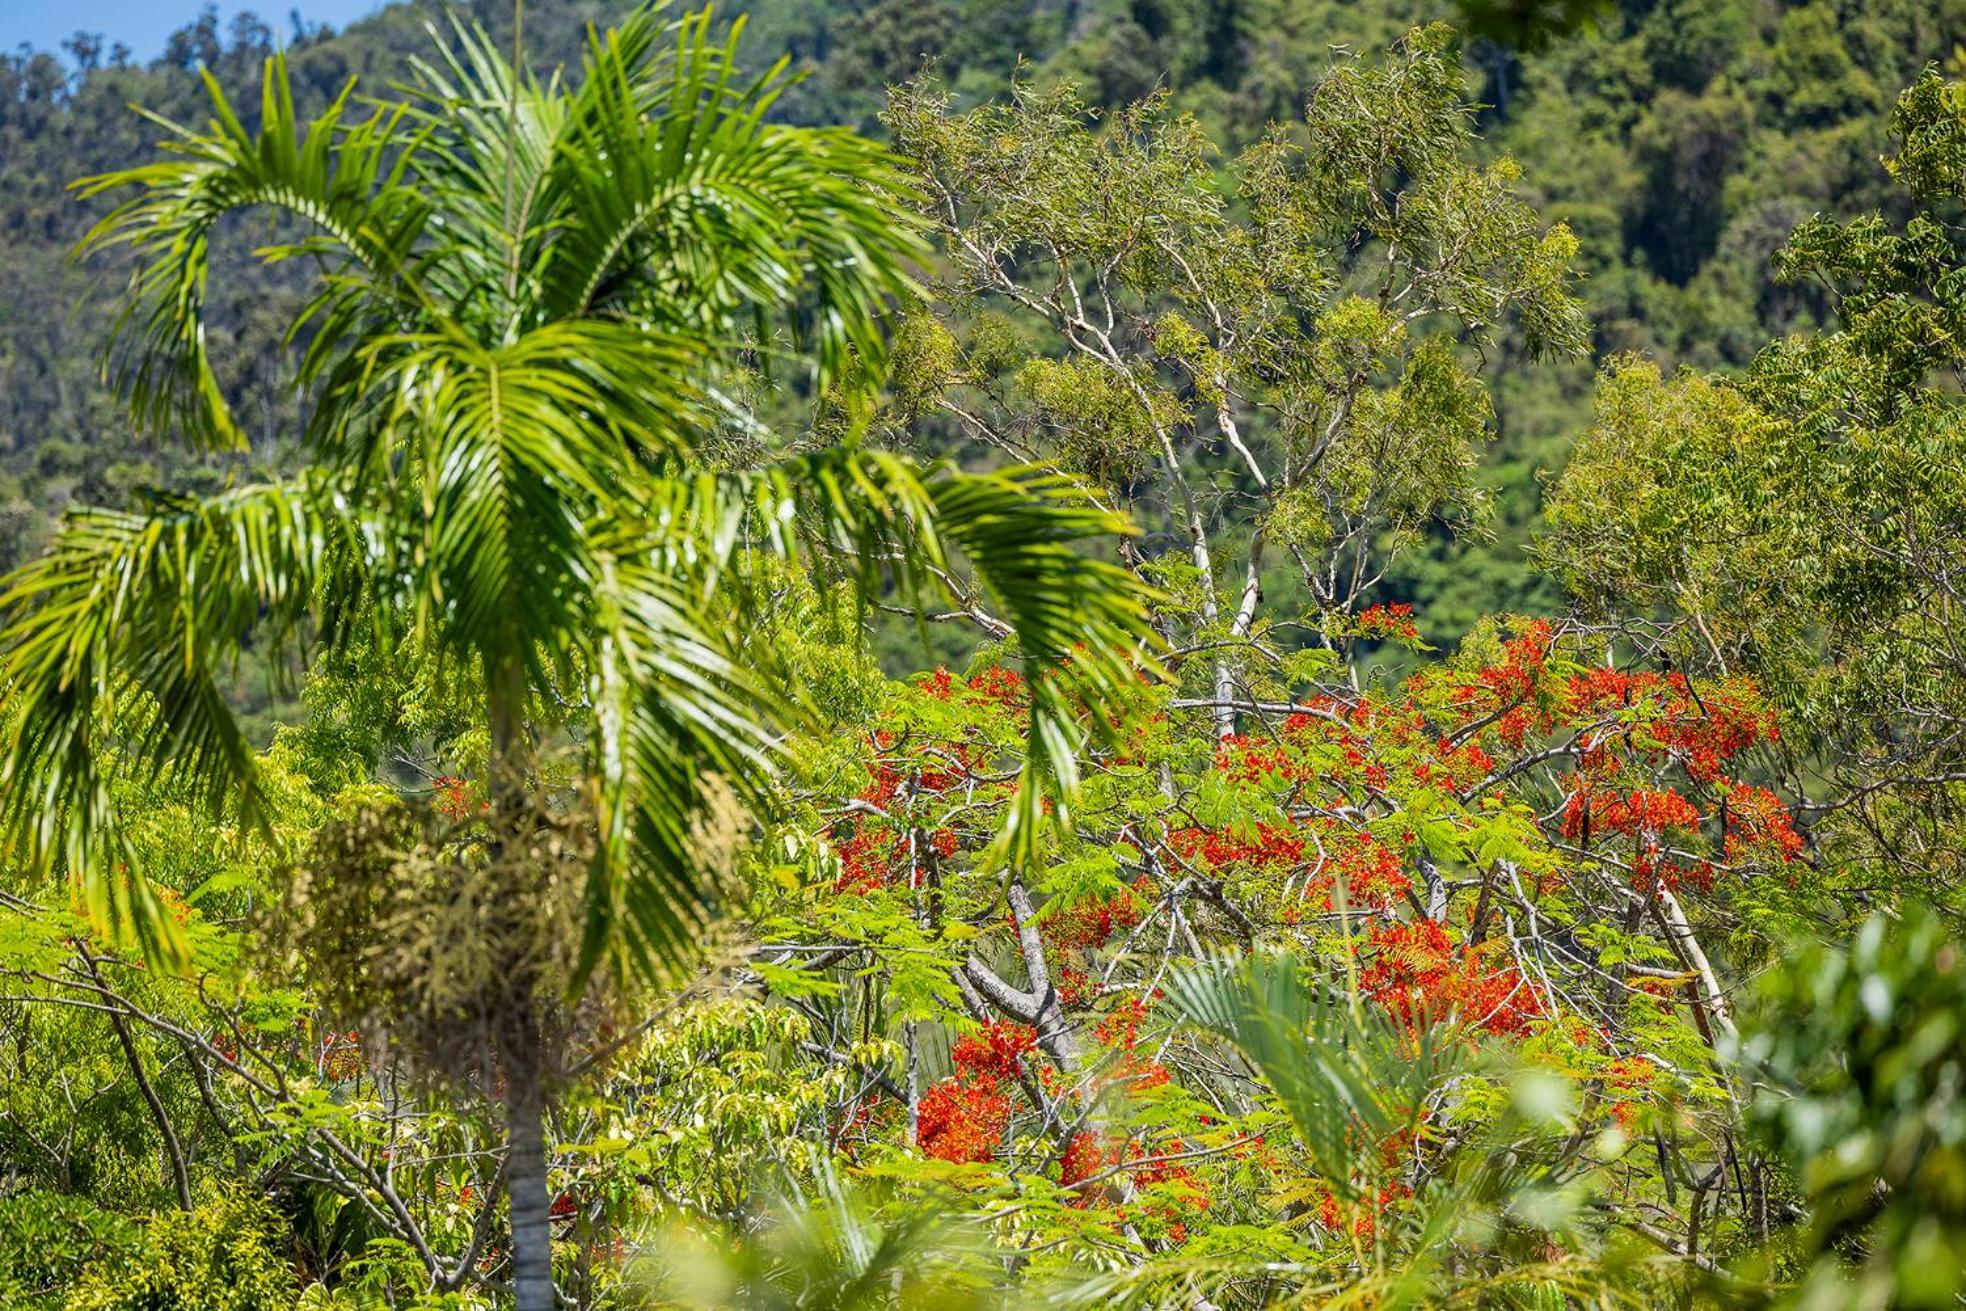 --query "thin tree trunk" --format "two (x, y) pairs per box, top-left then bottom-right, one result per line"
(83, 949), (193, 1211)
(487, 650), (551, 1309)
(505, 1067), (555, 1311)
